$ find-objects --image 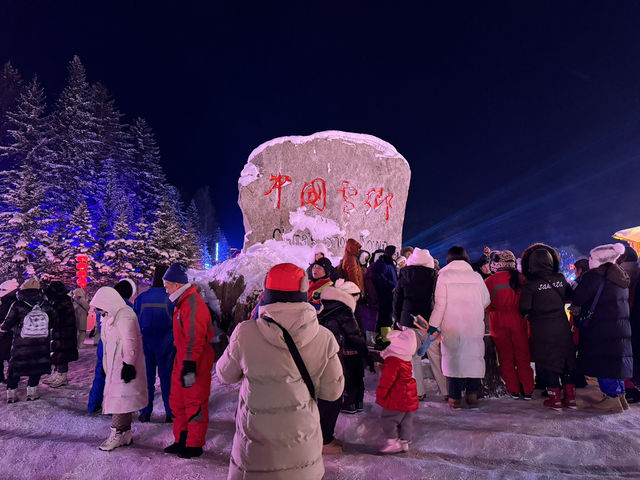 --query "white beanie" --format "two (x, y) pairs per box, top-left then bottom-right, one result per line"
(406, 247), (435, 269)
(381, 328), (417, 362)
(0, 279), (19, 298)
(321, 279), (361, 312)
(589, 243), (626, 269)
(310, 243), (329, 264)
